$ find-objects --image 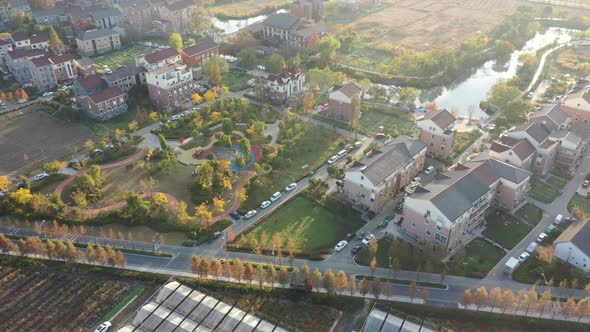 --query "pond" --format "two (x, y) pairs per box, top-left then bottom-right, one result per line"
(0, 216), (189, 246)
(211, 9), (288, 35)
(424, 27), (574, 119)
